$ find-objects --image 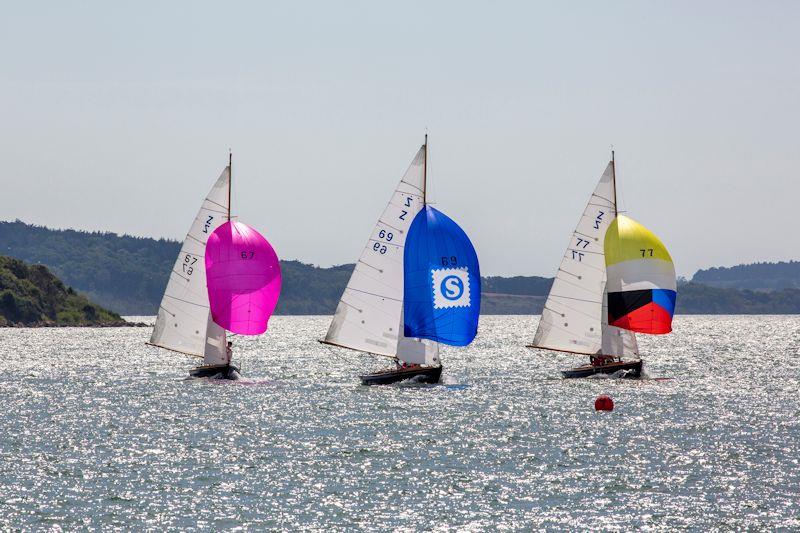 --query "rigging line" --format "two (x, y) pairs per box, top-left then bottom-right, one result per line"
(170, 270), (190, 282)
(163, 293), (210, 308)
(186, 234), (207, 245)
(204, 198), (228, 211)
(318, 339), (398, 360)
(573, 230), (601, 242)
(336, 300), (363, 313)
(566, 248), (604, 256)
(340, 296), (402, 322)
(538, 319), (599, 343)
(356, 257), (403, 280)
(351, 265), (403, 294)
(178, 250), (205, 259)
(344, 286), (401, 302)
(376, 219), (405, 233)
(144, 342), (204, 360)
(357, 259), (383, 272)
(590, 193), (614, 203)
(367, 238), (402, 249)
(554, 271), (603, 293)
(544, 300), (603, 321)
(399, 181), (423, 193)
(584, 202), (614, 211)
(557, 268), (583, 279)
(525, 344), (600, 357)
(548, 293), (602, 304)
(558, 258), (605, 274)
